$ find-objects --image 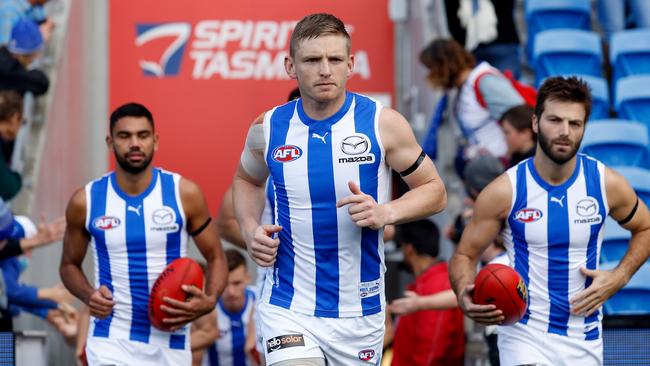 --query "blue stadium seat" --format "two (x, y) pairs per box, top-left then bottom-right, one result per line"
(580, 121), (649, 168)
(616, 75), (650, 129)
(602, 261), (650, 315)
(580, 75), (610, 119)
(525, 0), (591, 64)
(610, 29), (650, 84)
(534, 30), (602, 86)
(613, 166), (650, 207)
(601, 217), (631, 264)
